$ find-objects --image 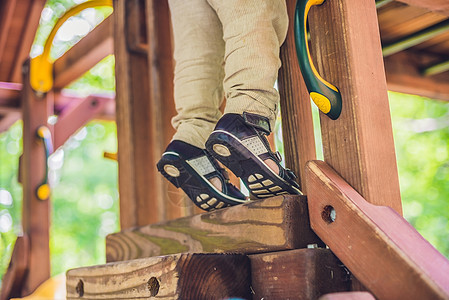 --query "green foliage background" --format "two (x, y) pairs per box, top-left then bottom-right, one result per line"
(1, 0), (449, 290)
